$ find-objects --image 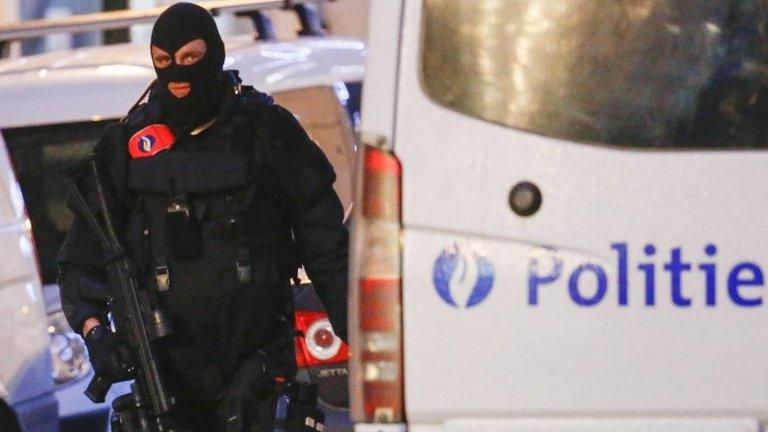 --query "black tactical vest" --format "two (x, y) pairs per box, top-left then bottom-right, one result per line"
(117, 78), (298, 397)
